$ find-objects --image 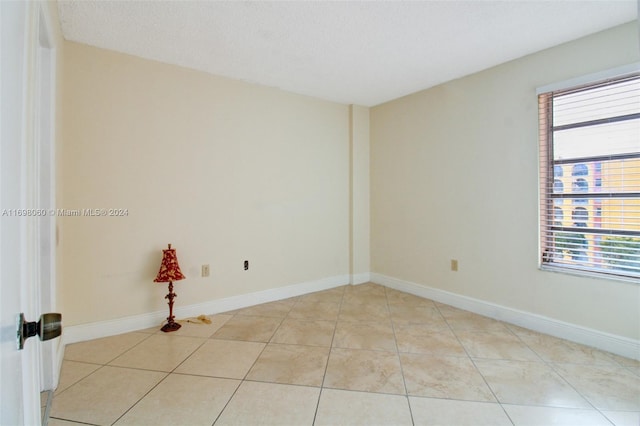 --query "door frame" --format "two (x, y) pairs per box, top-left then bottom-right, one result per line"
(33, 0), (60, 393)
